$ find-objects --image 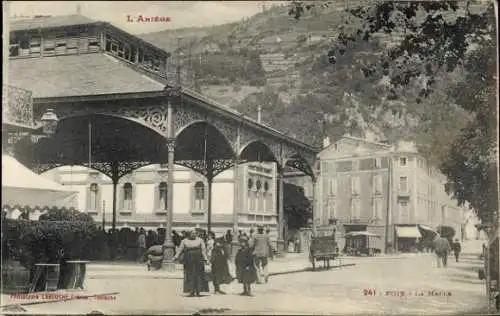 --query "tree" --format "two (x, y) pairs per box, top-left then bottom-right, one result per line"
(283, 183), (312, 230)
(289, 1), (498, 229)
